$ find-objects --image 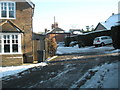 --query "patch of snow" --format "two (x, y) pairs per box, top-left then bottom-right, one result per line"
(0, 62), (47, 78)
(111, 49), (120, 53)
(80, 62), (119, 88)
(56, 46), (114, 55)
